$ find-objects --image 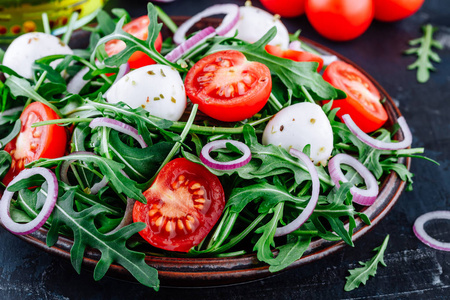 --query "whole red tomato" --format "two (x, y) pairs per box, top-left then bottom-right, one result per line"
(260, 0), (306, 18)
(373, 0), (424, 22)
(305, 0), (374, 41)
